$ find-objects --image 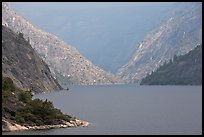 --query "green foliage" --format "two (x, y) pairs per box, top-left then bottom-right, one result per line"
(10, 116), (15, 120)
(35, 119), (44, 126)
(7, 97), (69, 125)
(2, 77), (72, 126)
(3, 107), (10, 113)
(15, 113), (25, 123)
(140, 45), (202, 85)
(2, 77), (15, 92)
(19, 90), (32, 103)
(16, 98), (67, 125)
(55, 113), (72, 122)
(2, 90), (13, 98)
